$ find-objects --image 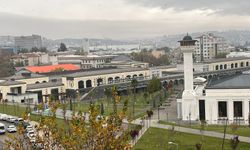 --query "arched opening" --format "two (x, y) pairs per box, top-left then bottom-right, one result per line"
(246, 62), (249, 67)
(108, 77), (113, 84)
(231, 63), (234, 69)
(35, 81), (40, 84)
(208, 75), (213, 80)
(126, 75), (131, 78)
(86, 80), (92, 88)
(78, 81), (84, 89)
(224, 64), (227, 70)
(215, 65), (219, 70)
(235, 63), (238, 68)
(174, 80), (178, 85)
(220, 65), (223, 70)
(97, 78), (103, 86)
(240, 62), (244, 67)
(138, 73), (144, 80)
(204, 76), (208, 79)
(126, 75), (131, 80)
(133, 74), (137, 78)
(163, 80), (168, 89)
(179, 79), (184, 85)
(115, 76), (120, 83)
